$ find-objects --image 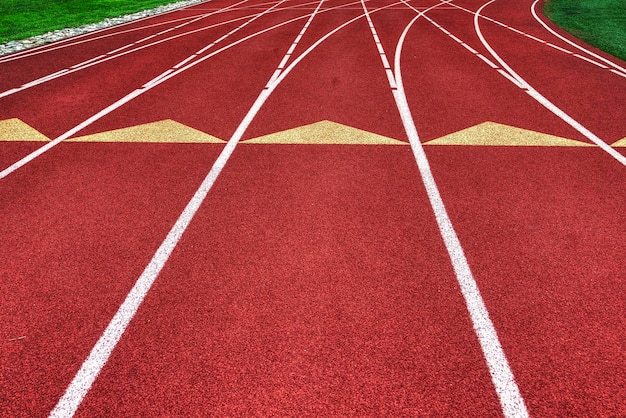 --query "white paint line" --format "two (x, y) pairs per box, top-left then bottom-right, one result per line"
(508, 27), (525, 35)
(530, 0), (626, 75)
(546, 42), (572, 54)
(610, 69), (626, 79)
(475, 0), (626, 166)
(524, 33), (546, 43)
(461, 42), (478, 54)
(173, 54), (198, 69)
(477, 53), (499, 68)
(398, 2), (530, 417)
(70, 55), (107, 68)
(448, 34), (463, 44)
(497, 69), (524, 88)
(573, 53), (608, 68)
(142, 69), (175, 88)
